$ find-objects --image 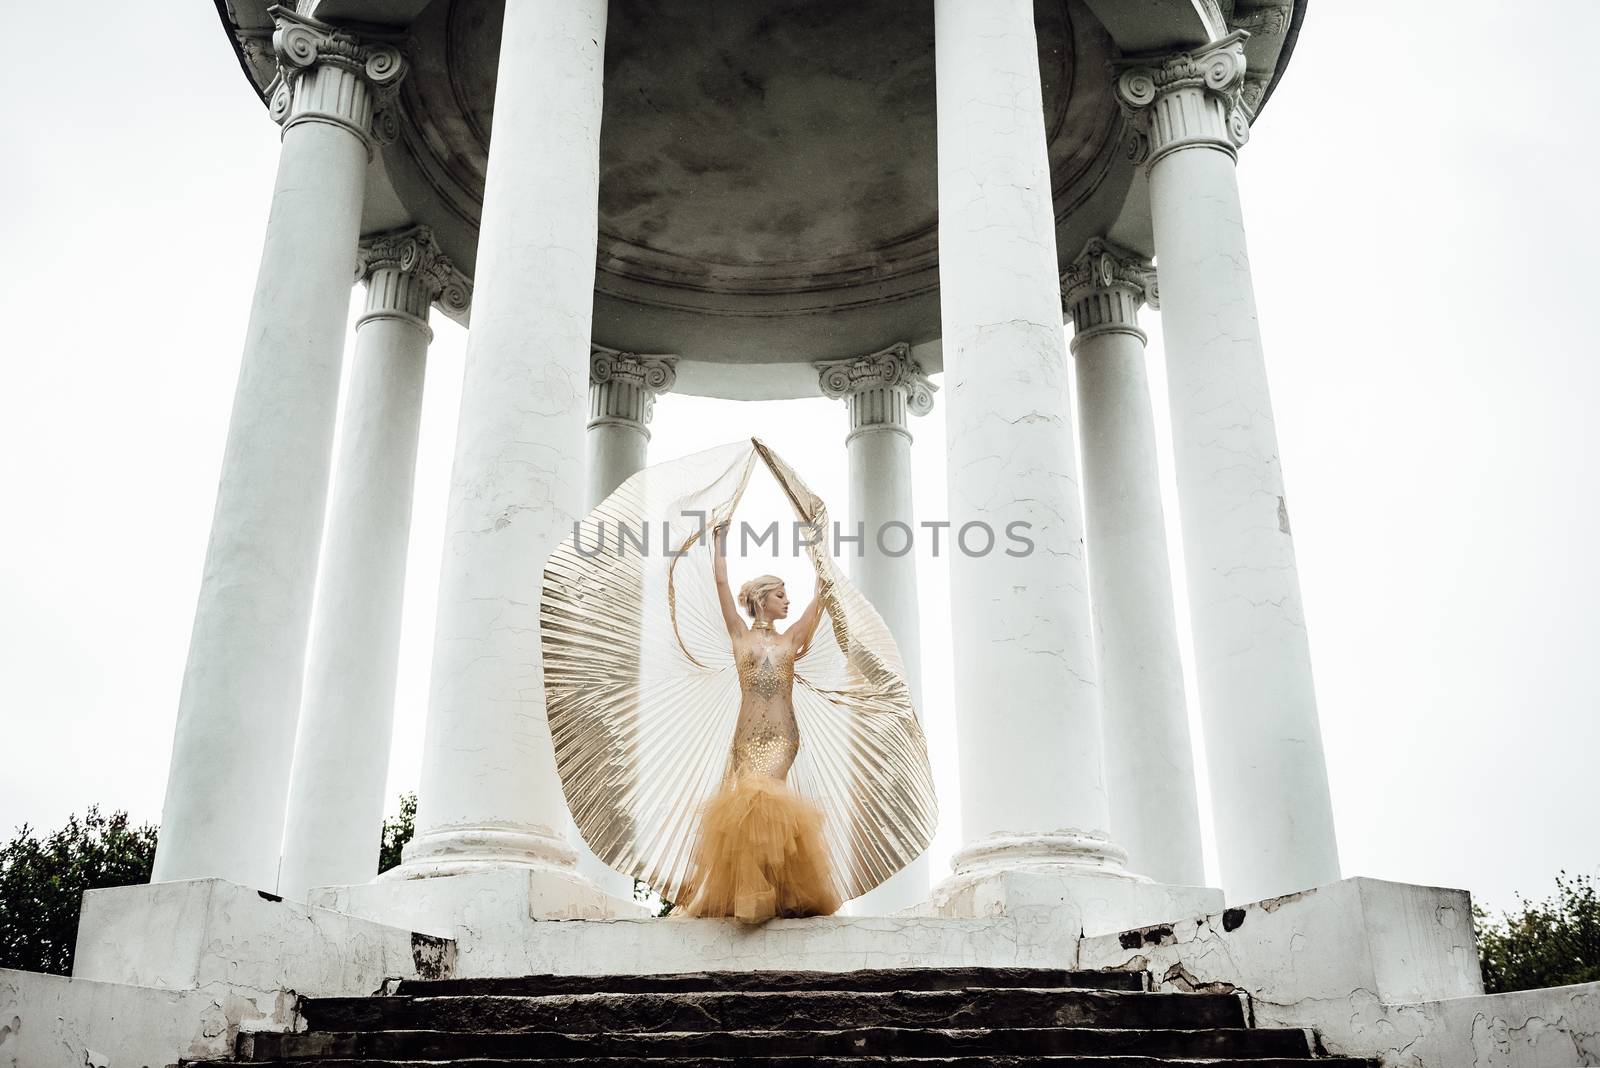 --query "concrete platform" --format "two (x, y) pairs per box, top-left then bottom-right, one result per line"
(15, 874), (1595, 1068)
